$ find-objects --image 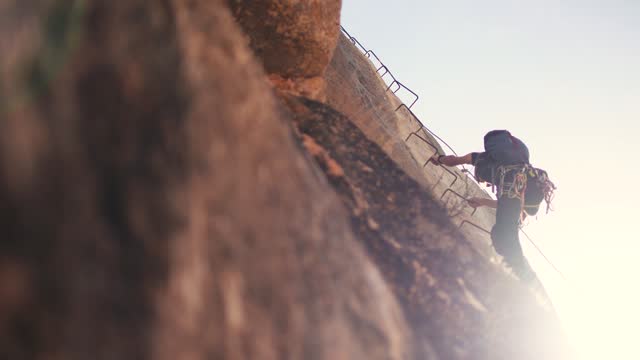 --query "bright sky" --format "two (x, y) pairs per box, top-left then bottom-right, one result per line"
(341, 1), (640, 359)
